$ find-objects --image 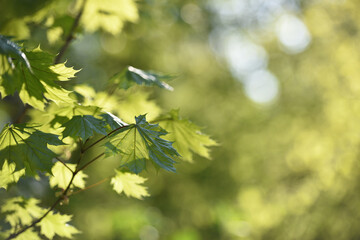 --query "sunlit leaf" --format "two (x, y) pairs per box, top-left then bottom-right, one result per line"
(0, 35), (31, 71)
(39, 212), (80, 239)
(110, 170), (149, 199)
(0, 160), (25, 190)
(156, 109), (217, 162)
(49, 161), (88, 189)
